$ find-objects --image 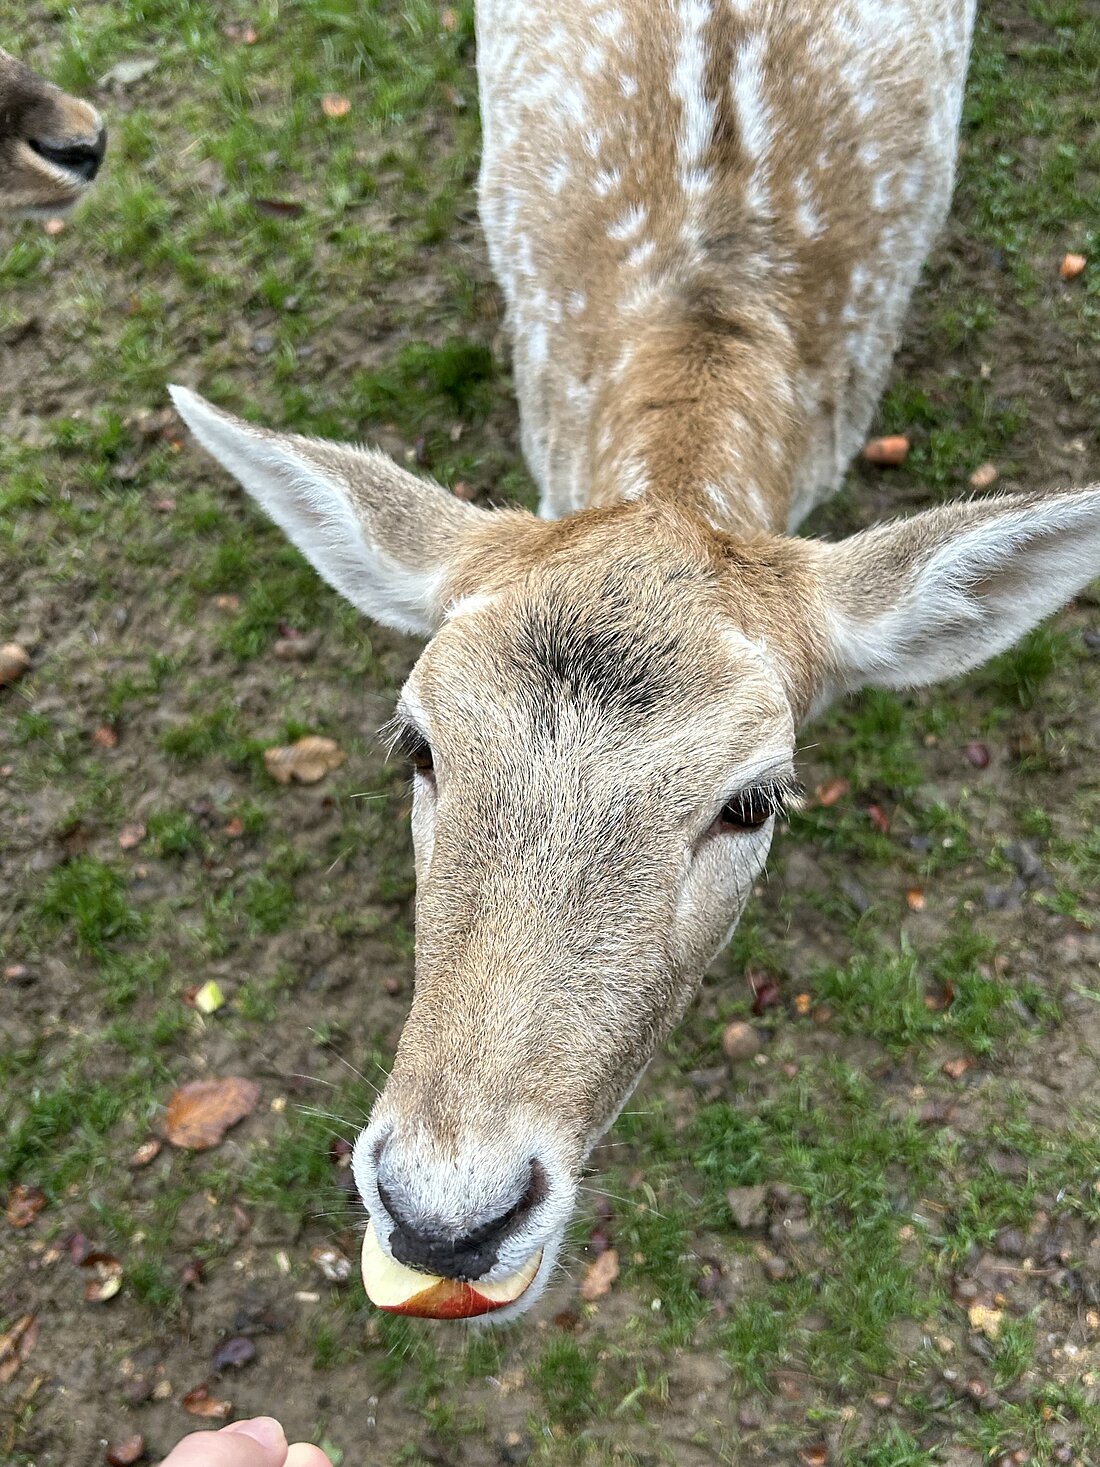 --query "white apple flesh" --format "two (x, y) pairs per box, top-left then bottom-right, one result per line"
(360, 1219), (543, 1319)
